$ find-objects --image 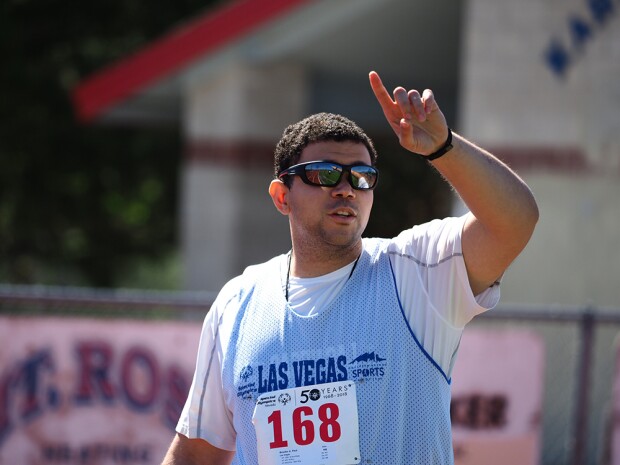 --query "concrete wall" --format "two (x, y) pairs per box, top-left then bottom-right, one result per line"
(180, 64), (304, 292)
(459, 0), (620, 307)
